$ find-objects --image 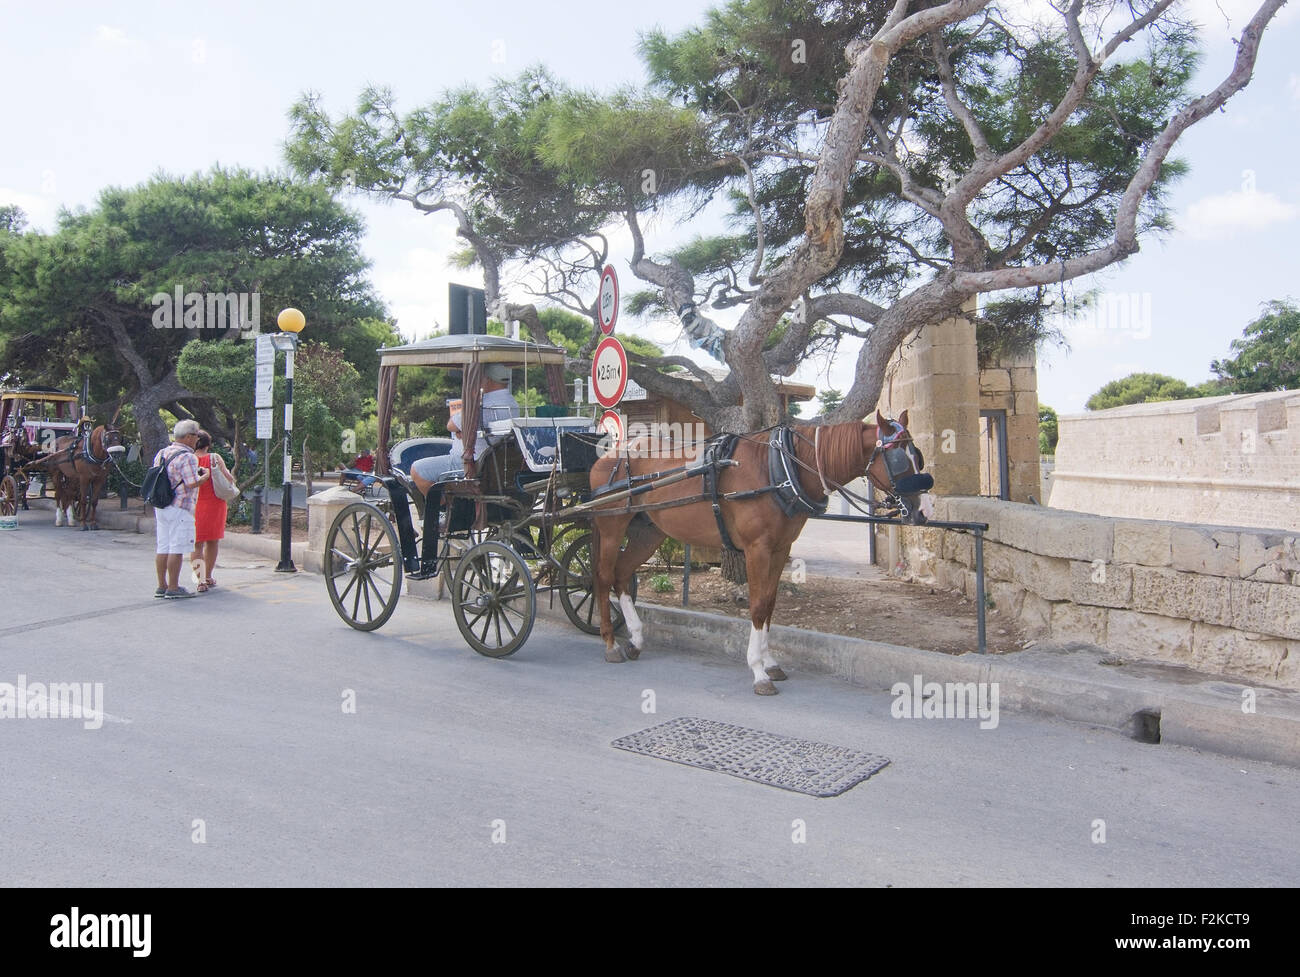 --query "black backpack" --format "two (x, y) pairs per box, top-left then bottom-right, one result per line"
(141, 448), (180, 508)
